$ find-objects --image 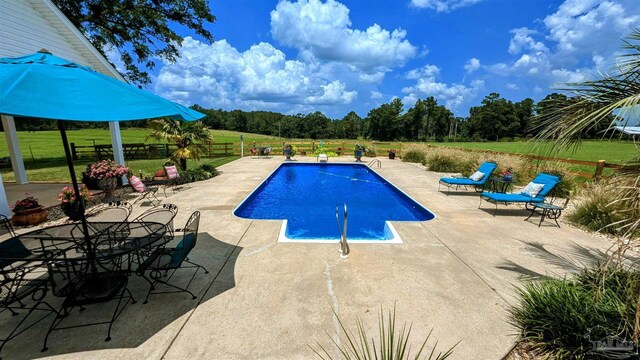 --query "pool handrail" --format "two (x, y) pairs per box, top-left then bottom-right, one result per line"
(336, 203), (349, 258)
